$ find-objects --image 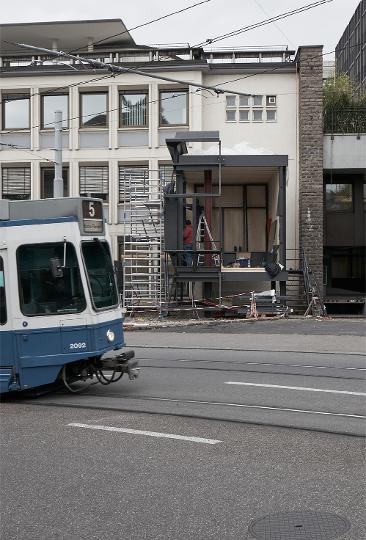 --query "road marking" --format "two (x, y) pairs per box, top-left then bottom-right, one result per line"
(224, 382), (366, 396)
(136, 397), (366, 419)
(68, 422), (221, 444)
